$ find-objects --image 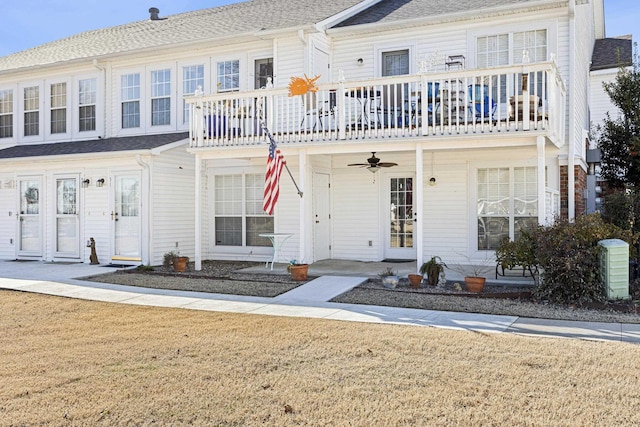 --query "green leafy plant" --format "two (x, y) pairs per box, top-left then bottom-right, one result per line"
(533, 214), (638, 304)
(419, 256), (447, 286)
